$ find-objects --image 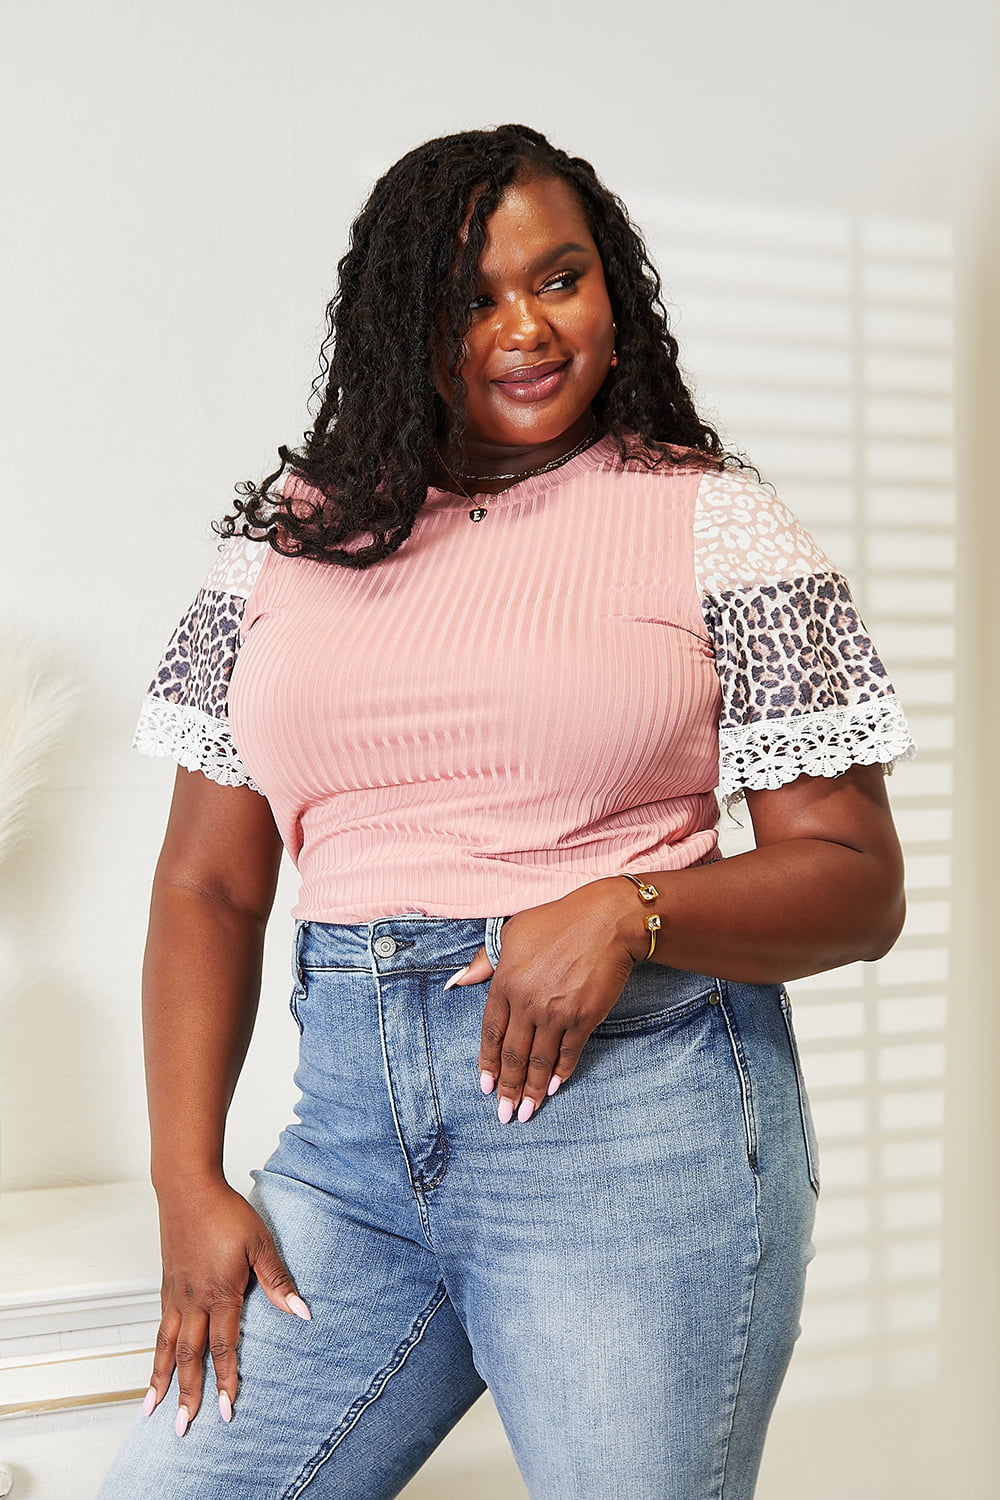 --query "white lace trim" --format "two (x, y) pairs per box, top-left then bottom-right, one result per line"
(132, 696), (261, 793)
(718, 695), (916, 804)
